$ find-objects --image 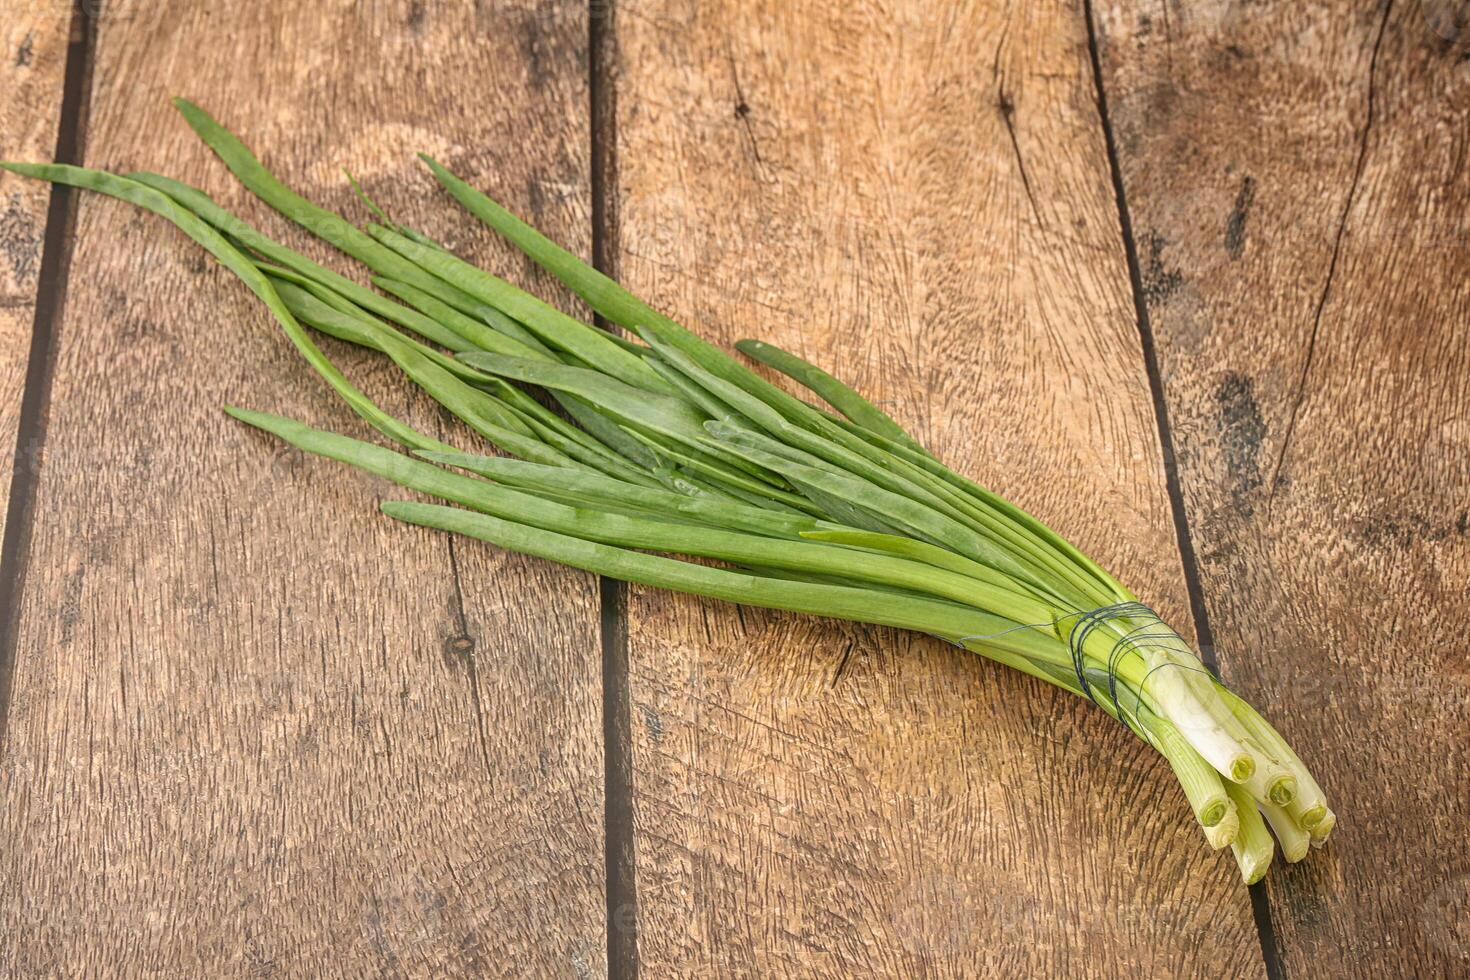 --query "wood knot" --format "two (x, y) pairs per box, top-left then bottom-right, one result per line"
(443, 634), (476, 662)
